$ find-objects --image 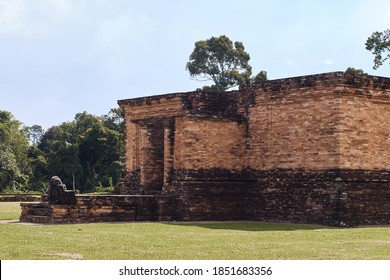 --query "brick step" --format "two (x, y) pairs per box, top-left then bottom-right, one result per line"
(20, 215), (51, 224)
(24, 205), (52, 216)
